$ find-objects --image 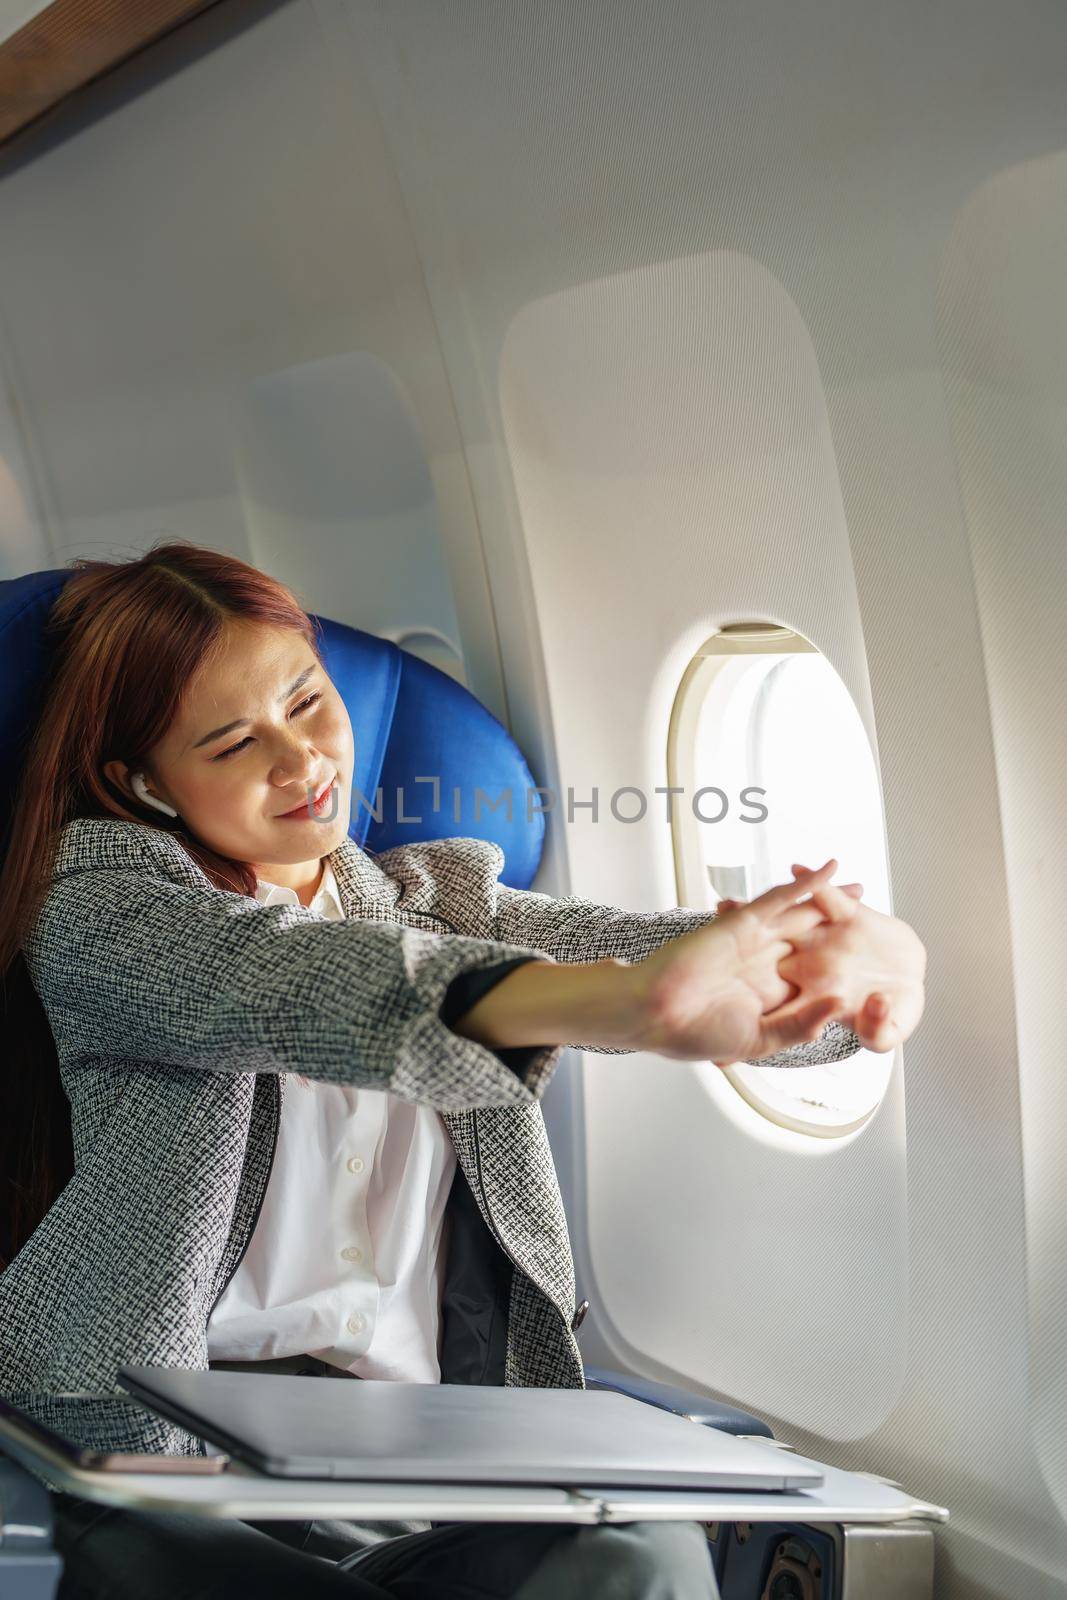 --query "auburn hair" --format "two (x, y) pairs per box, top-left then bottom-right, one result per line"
(0, 540), (324, 1269)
